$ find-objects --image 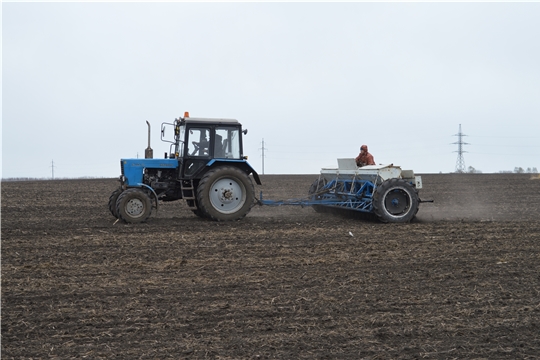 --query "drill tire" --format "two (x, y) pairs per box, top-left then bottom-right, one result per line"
(373, 179), (419, 223)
